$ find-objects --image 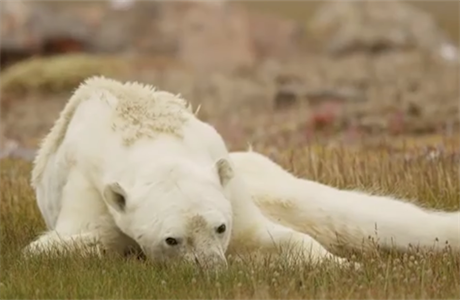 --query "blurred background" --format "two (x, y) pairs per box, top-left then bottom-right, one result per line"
(1, 0), (459, 159)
